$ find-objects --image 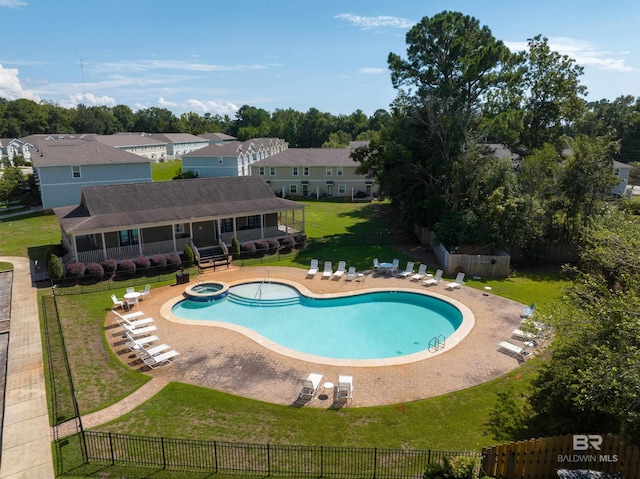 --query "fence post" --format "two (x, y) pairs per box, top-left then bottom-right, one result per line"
(214, 440), (218, 473)
(161, 436), (166, 469)
(373, 447), (377, 479)
(267, 443), (271, 477)
(427, 449), (431, 464)
(108, 431), (115, 466)
(320, 445), (323, 477)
